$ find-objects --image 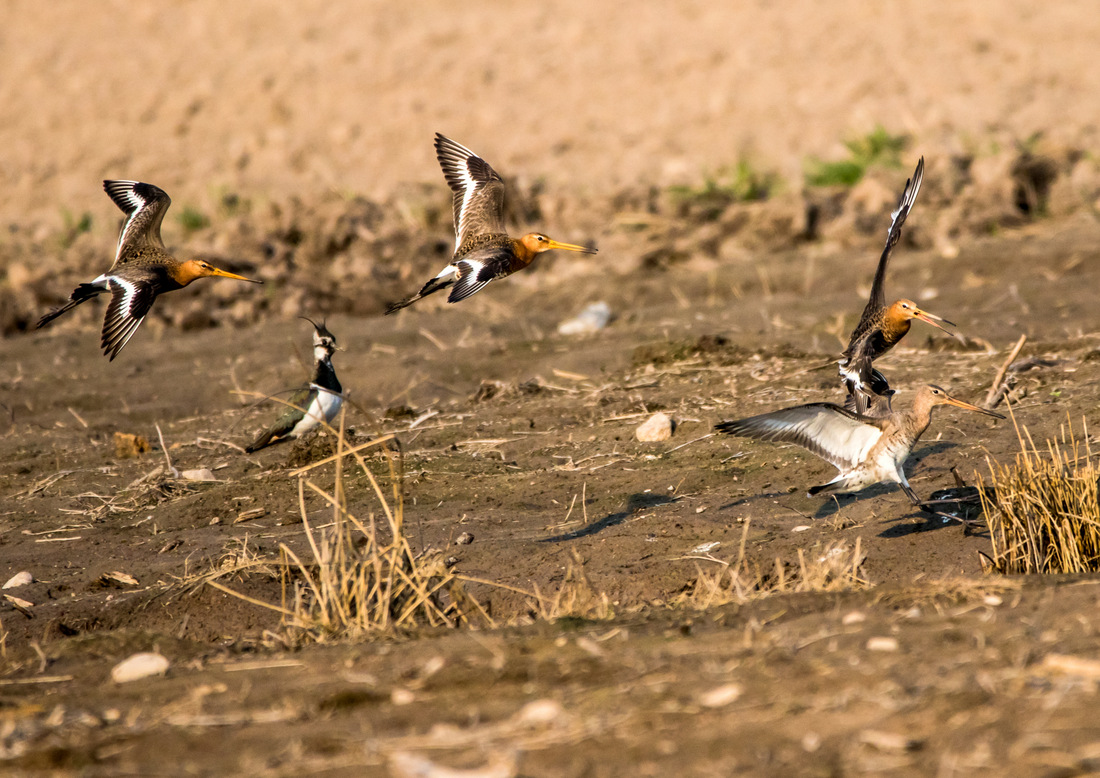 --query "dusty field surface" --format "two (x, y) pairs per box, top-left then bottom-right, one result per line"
(4, 2), (1100, 776)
